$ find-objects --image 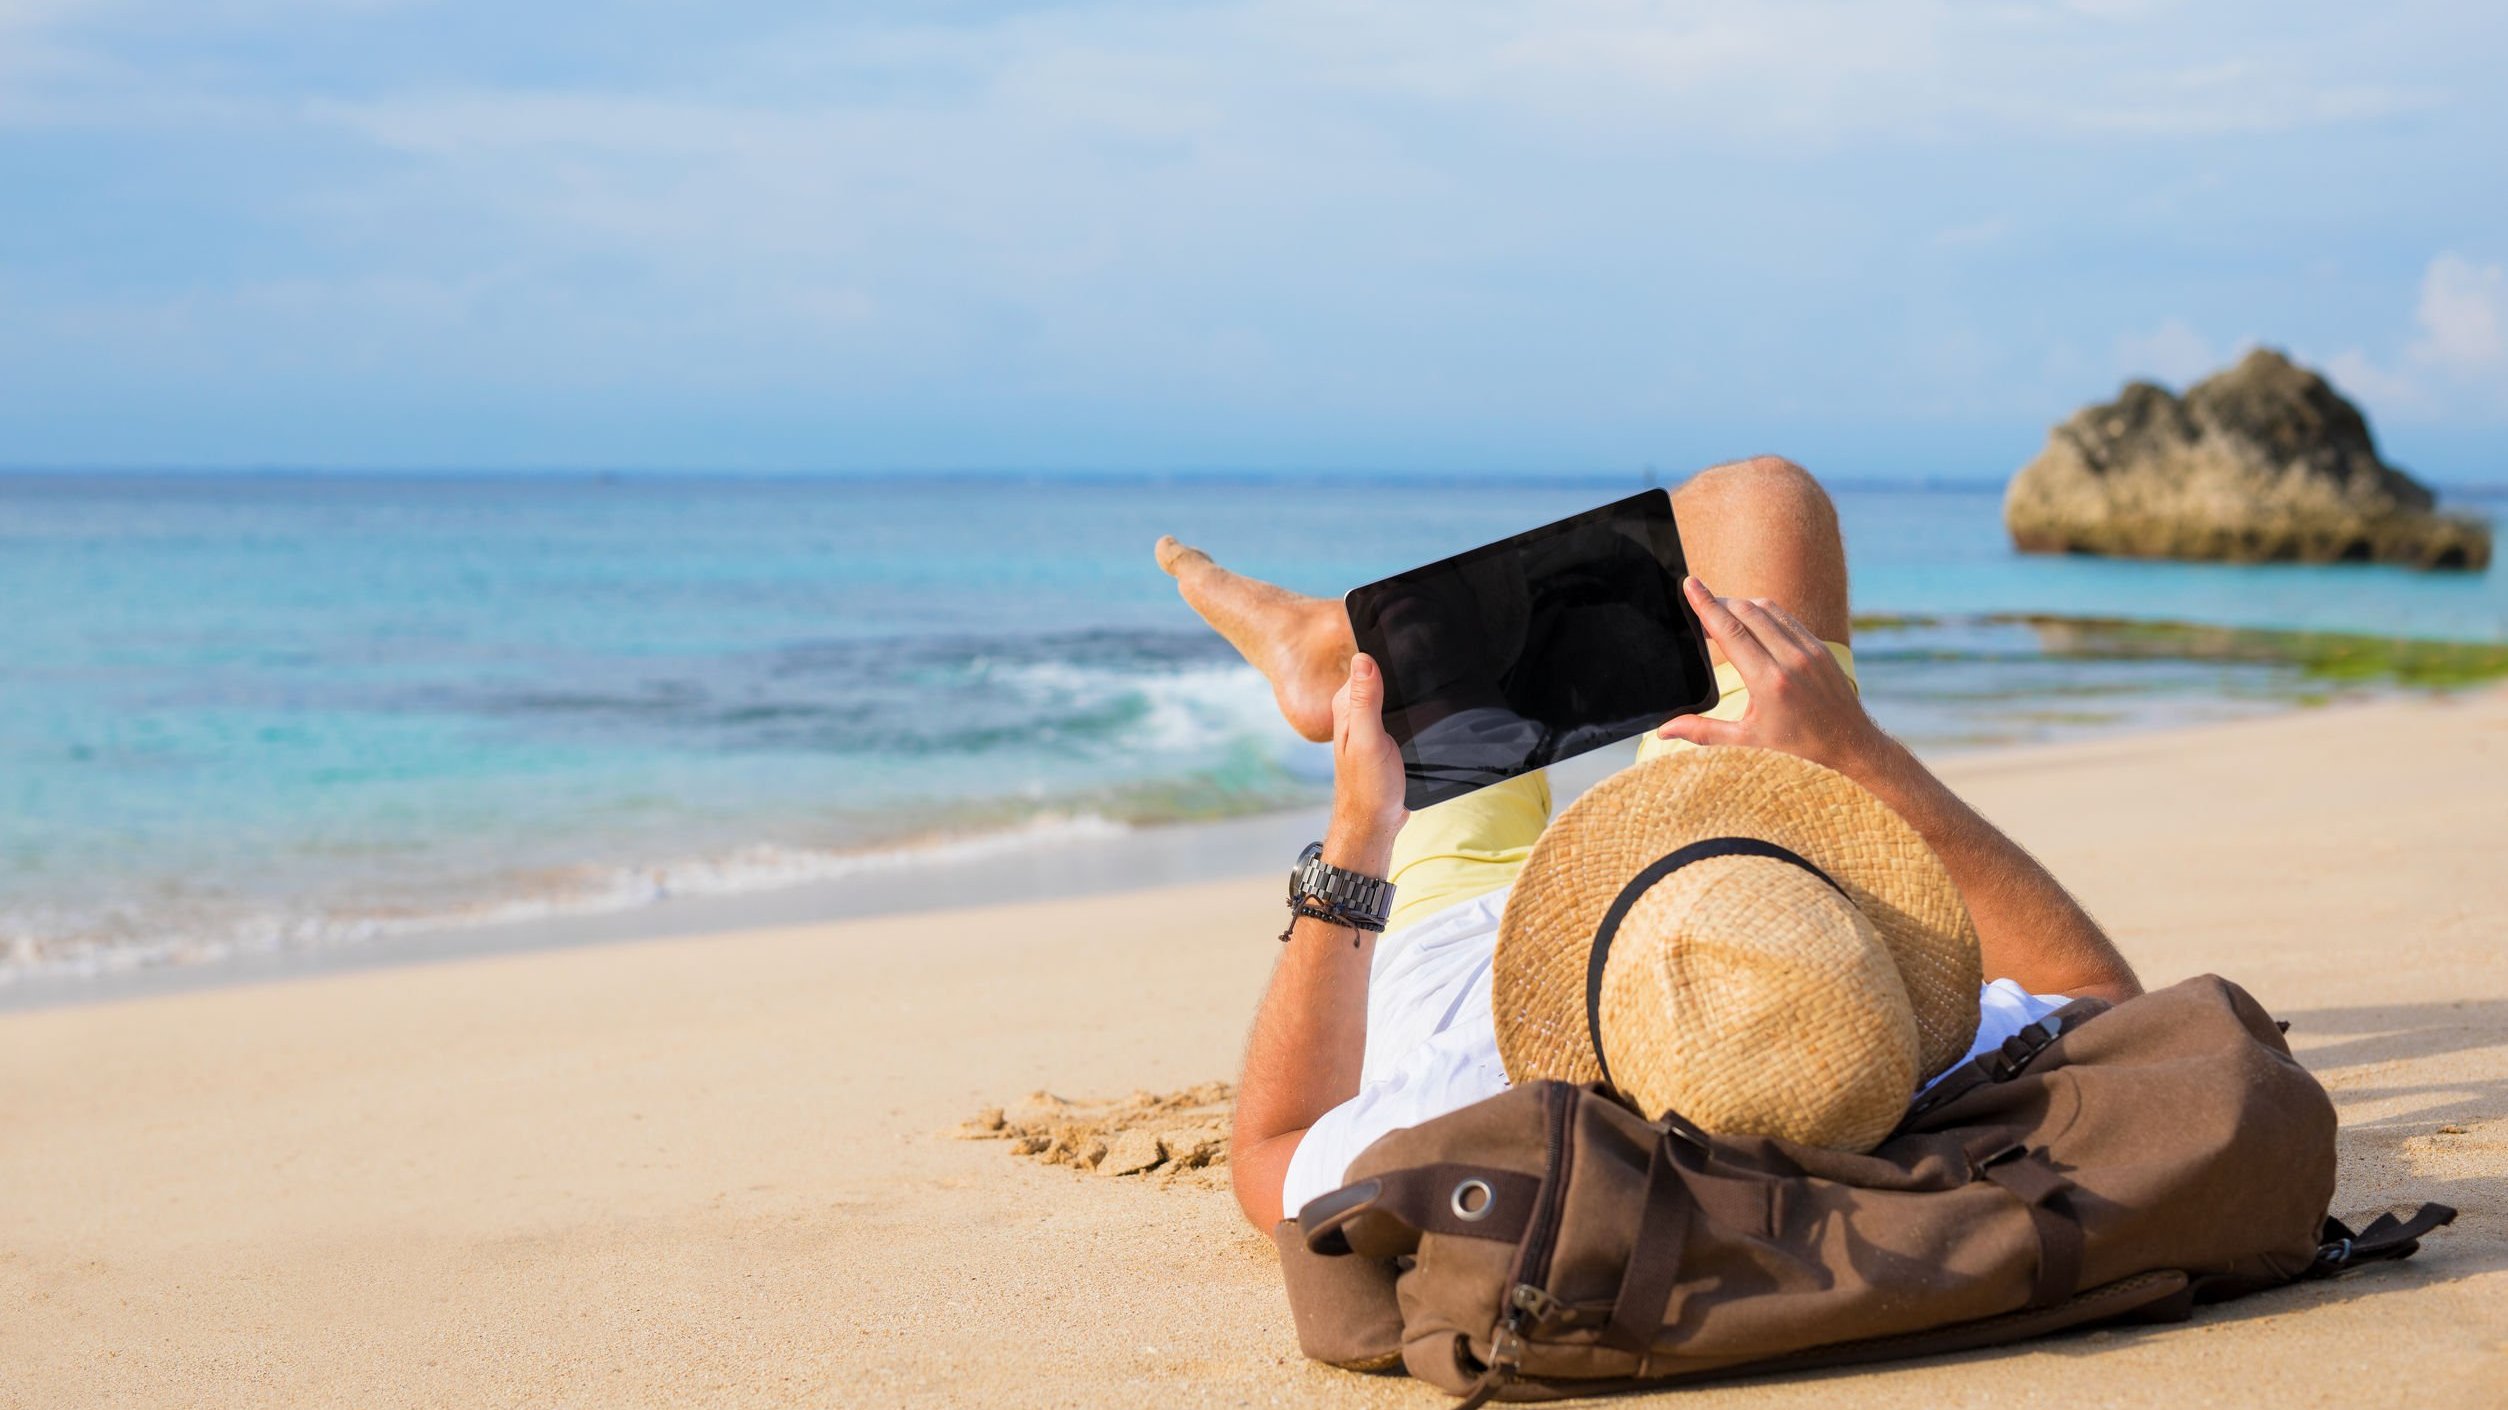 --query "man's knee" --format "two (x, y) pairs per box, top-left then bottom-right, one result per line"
(1668, 455), (1851, 638)
(1674, 456), (1837, 532)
